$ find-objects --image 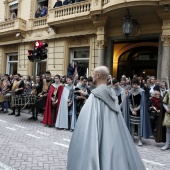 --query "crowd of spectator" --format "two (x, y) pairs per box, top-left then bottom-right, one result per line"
(0, 63), (170, 151)
(53, 0), (86, 7)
